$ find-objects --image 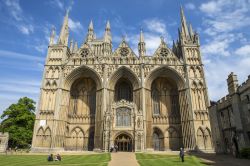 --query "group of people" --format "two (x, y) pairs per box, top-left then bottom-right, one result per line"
(110, 144), (118, 152)
(47, 154), (61, 162)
